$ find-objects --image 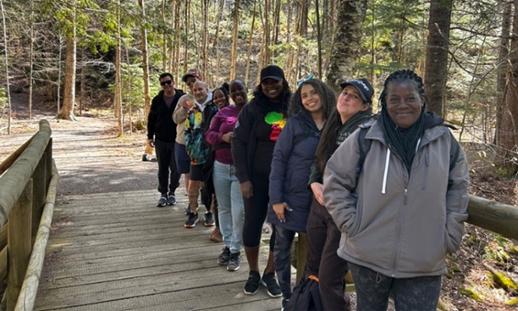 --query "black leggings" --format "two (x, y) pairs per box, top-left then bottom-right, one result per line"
(242, 177), (275, 250)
